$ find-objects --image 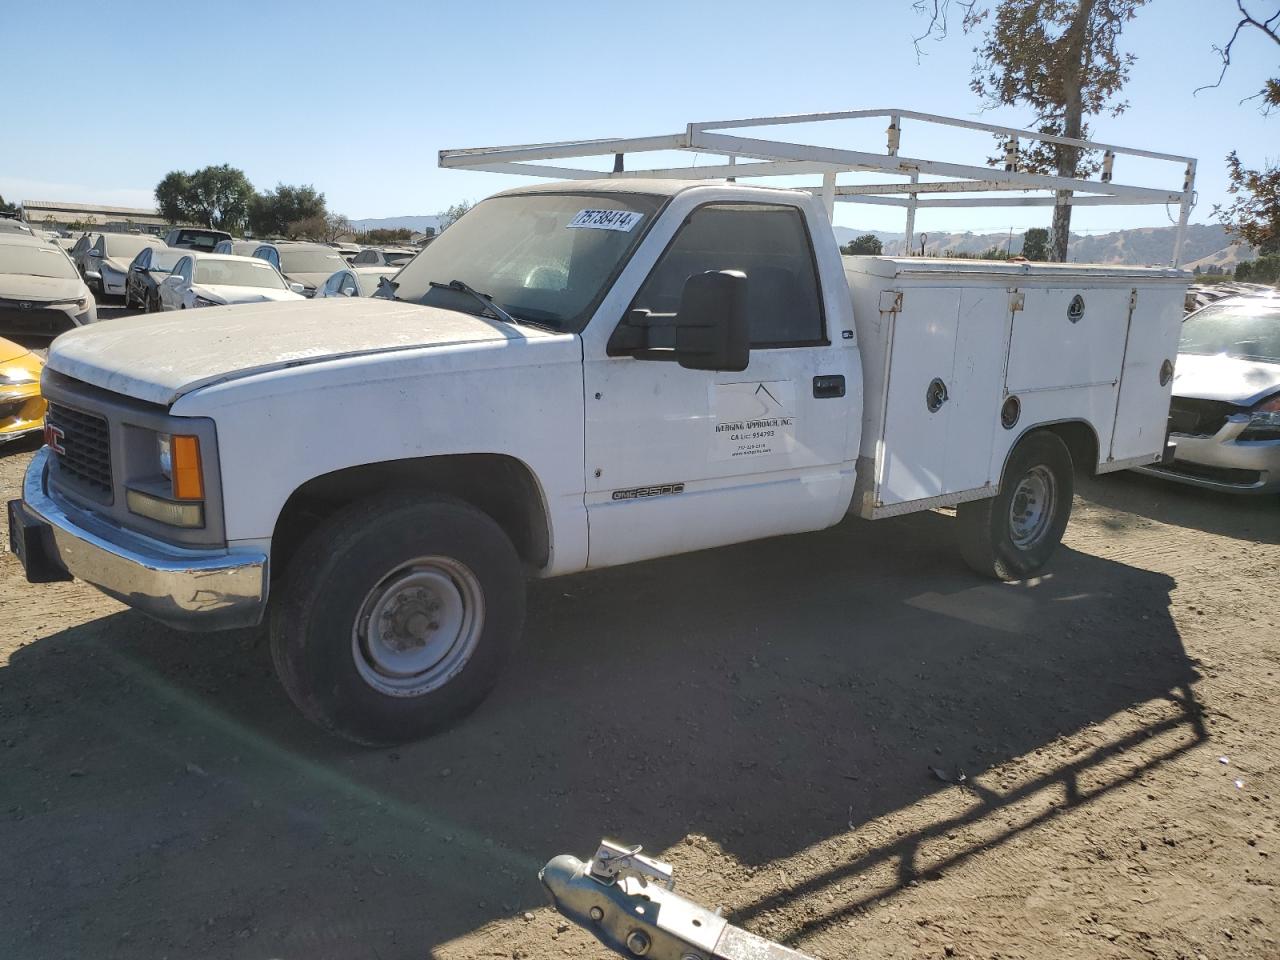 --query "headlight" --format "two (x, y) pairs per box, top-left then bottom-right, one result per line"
(157, 433), (172, 478)
(136, 433), (205, 527)
(0, 356), (42, 387)
(193, 296), (220, 308)
(1241, 394), (1280, 441)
